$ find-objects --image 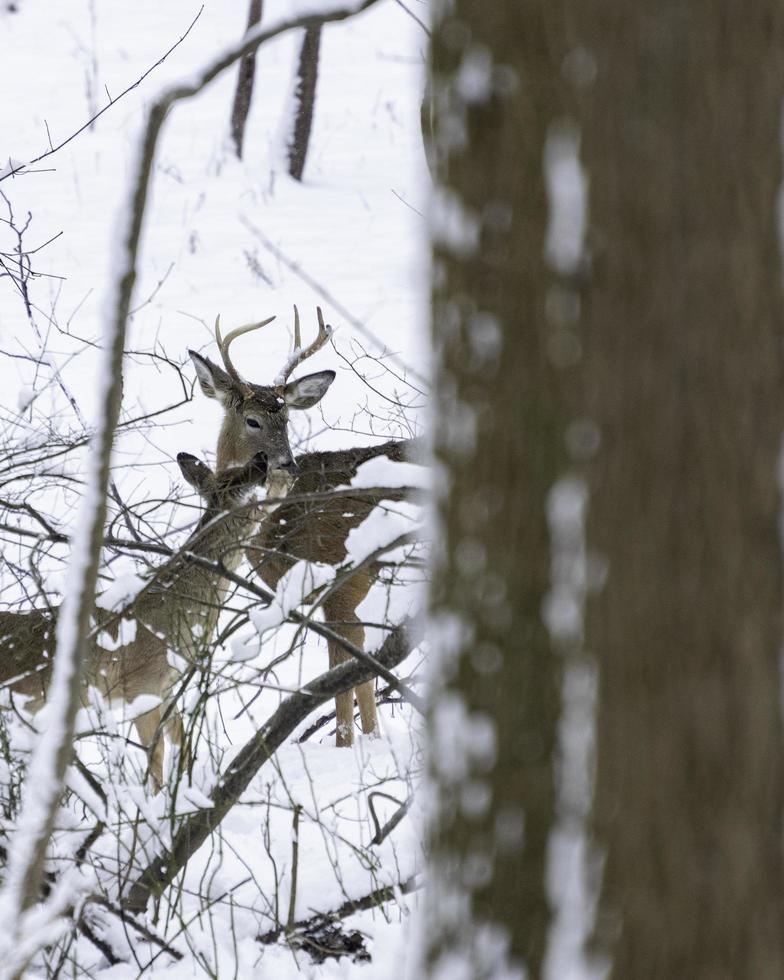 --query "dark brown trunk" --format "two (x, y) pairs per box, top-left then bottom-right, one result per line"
(579, 4), (784, 977)
(229, 0), (263, 158)
(288, 23), (322, 182)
